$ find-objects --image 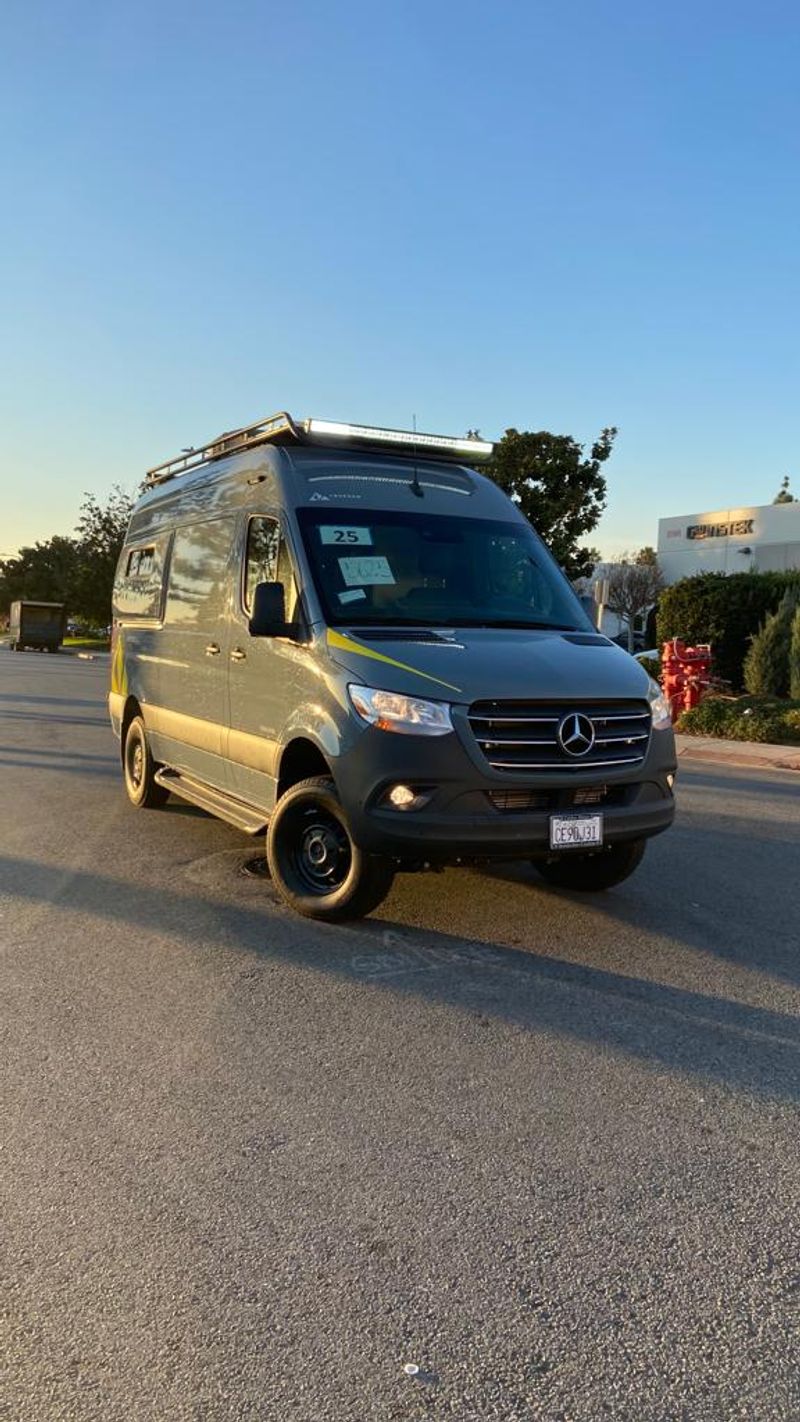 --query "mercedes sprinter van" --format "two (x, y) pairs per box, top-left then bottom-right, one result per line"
(110, 412), (676, 920)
